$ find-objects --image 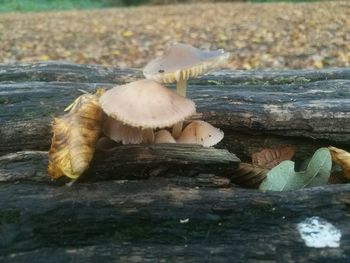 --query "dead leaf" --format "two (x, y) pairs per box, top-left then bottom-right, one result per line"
(1, 2), (349, 69)
(122, 30), (134, 37)
(252, 145), (297, 169)
(231, 163), (268, 189)
(329, 171), (350, 184)
(259, 148), (331, 191)
(48, 89), (105, 180)
(329, 146), (350, 179)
